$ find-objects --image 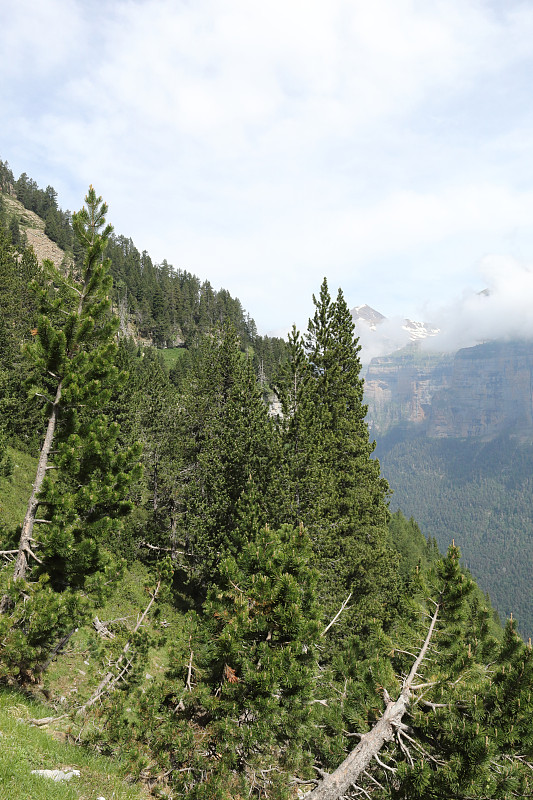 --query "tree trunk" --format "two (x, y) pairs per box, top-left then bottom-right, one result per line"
(0, 381), (62, 612)
(305, 604), (439, 800)
(305, 693), (409, 800)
